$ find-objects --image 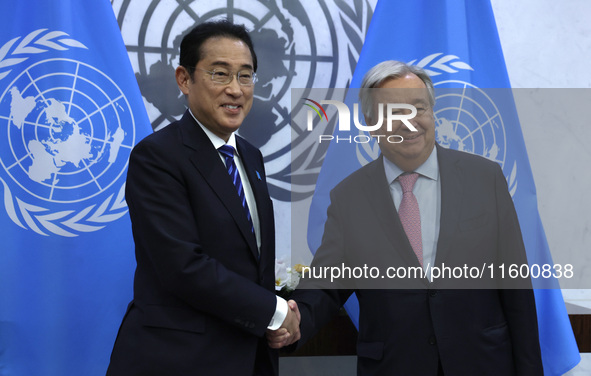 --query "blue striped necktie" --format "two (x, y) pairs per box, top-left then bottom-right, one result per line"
(218, 144), (255, 234)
